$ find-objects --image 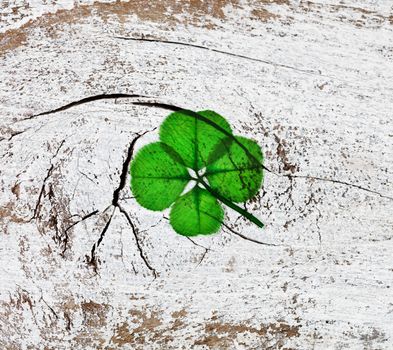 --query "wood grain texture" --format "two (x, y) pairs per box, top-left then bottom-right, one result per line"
(1, 1), (392, 349)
